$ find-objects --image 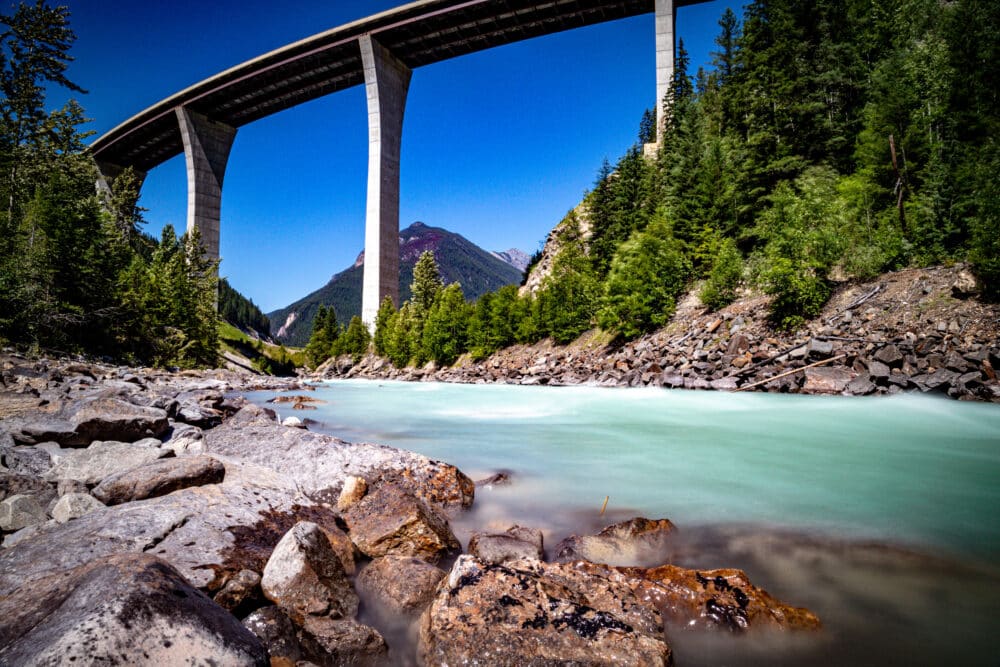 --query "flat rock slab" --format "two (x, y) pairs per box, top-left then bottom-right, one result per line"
(343, 482), (459, 562)
(44, 440), (171, 486)
(418, 556), (671, 666)
(0, 553), (267, 666)
(0, 467), (304, 594)
(468, 525), (544, 564)
(91, 454), (225, 505)
(9, 396), (169, 446)
(803, 367), (855, 394)
(203, 412), (474, 511)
